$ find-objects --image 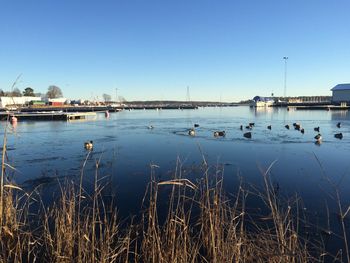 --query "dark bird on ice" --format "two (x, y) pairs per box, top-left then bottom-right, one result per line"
(244, 132), (252, 139)
(334, 133), (343, 139)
